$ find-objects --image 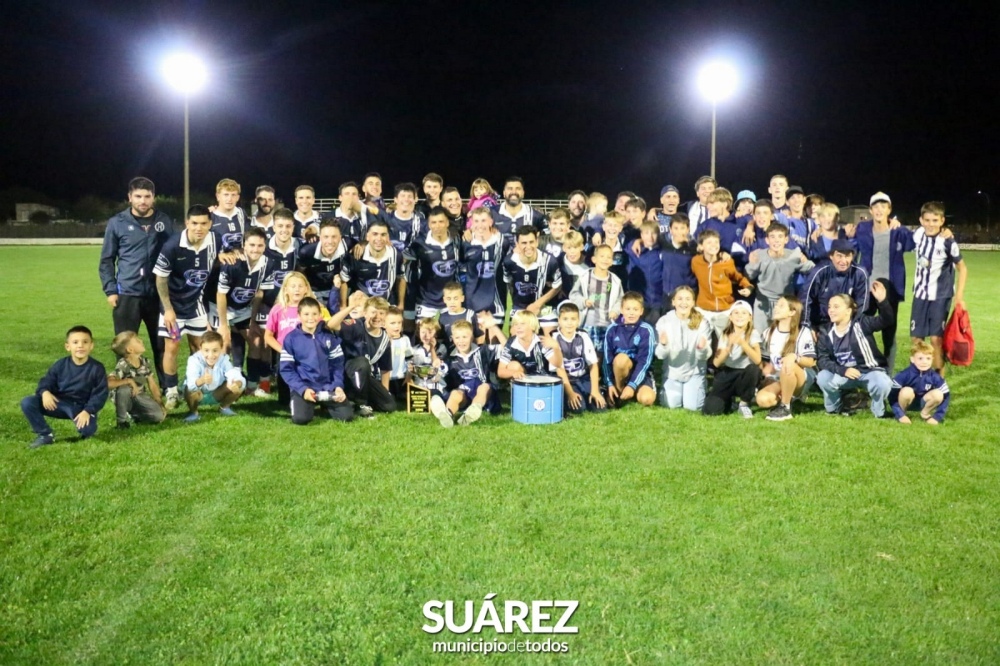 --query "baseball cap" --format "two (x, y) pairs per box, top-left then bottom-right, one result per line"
(660, 185), (679, 197)
(730, 300), (753, 316)
(869, 191), (891, 206)
(786, 185), (805, 197)
(736, 190), (756, 203)
(829, 239), (856, 255)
